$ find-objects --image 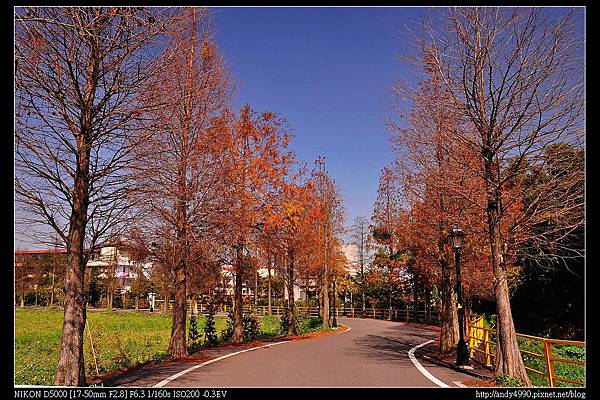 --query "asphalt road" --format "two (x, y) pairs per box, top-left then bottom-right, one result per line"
(102, 318), (477, 387)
